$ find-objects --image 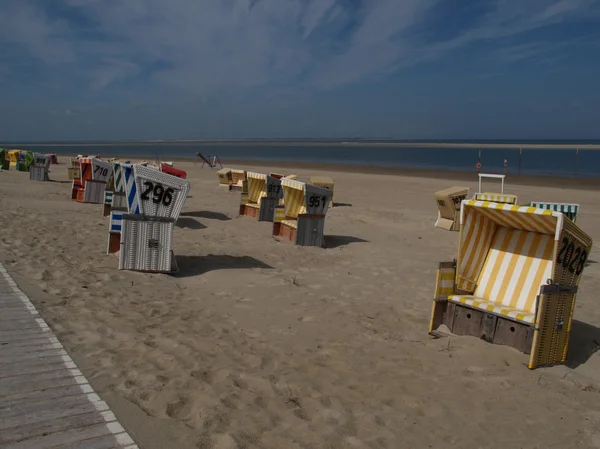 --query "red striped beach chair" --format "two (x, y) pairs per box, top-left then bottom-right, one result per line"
(430, 200), (593, 369)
